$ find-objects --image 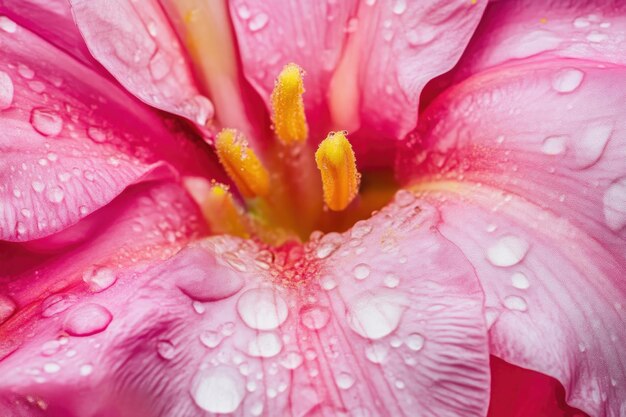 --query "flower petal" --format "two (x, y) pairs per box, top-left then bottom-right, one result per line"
(398, 58), (626, 417)
(0, 196), (491, 417)
(0, 18), (222, 241)
(69, 0), (214, 125)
